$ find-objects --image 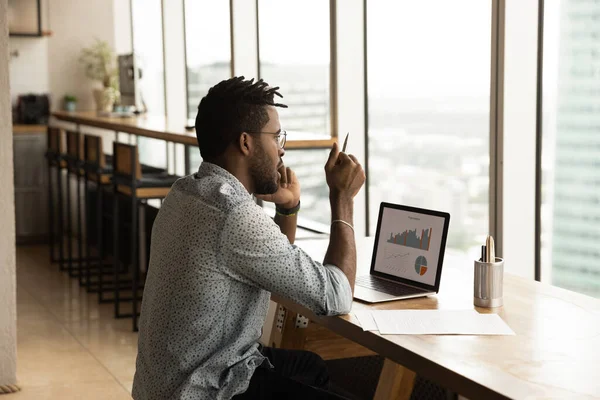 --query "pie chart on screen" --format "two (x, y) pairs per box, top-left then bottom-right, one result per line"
(414, 256), (428, 276)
